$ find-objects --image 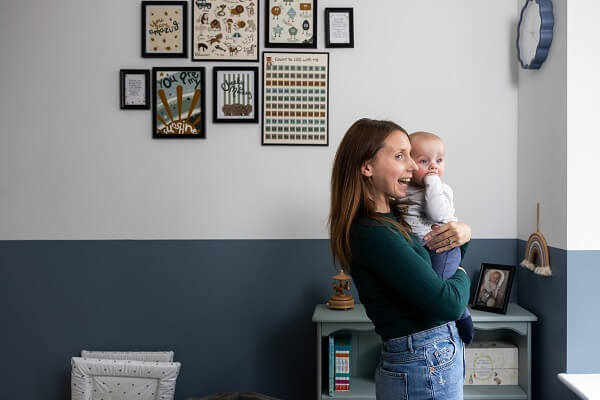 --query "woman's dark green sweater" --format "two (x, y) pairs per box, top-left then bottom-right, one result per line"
(349, 214), (470, 341)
